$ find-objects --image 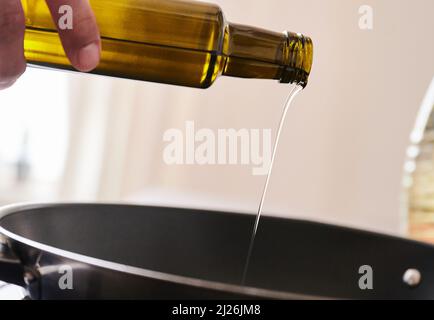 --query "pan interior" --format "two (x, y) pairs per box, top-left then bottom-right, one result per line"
(3, 204), (434, 299)
(0, 204), (254, 285)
